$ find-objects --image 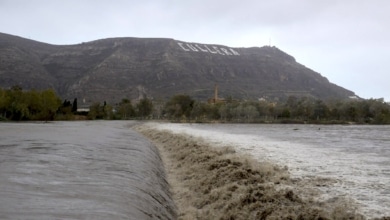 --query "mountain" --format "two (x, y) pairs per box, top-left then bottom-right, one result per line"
(0, 32), (356, 104)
